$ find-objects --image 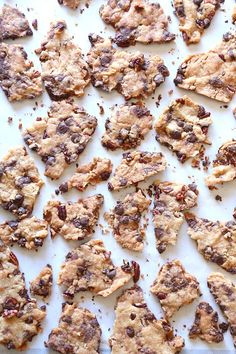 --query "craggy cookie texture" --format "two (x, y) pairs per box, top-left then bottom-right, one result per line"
(109, 286), (185, 354)
(174, 0), (223, 44)
(58, 239), (137, 298)
(46, 303), (101, 354)
(174, 33), (236, 102)
(58, 0), (80, 9)
(0, 216), (48, 250)
(0, 43), (42, 102)
(36, 20), (90, 100)
(151, 260), (200, 318)
(100, 0), (175, 47)
(44, 194), (104, 241)
(87, 34), (169, 100)
(0, 244), (46, 350)
(108, 151), (166, 191)
(186, 213), (236, 274)
(23, 100), (97, 180)
(0, 147), (43, 219)
(105, 190), (150, 251)
(205, 140), (236, 186)
(30, 265), (53, 299)
(153, 182), (198, 254)
(102, 102), (153, 150)
(208, 272), (236, 347)
(233, 5), (236, 23)
(155, 96), (212, 164)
